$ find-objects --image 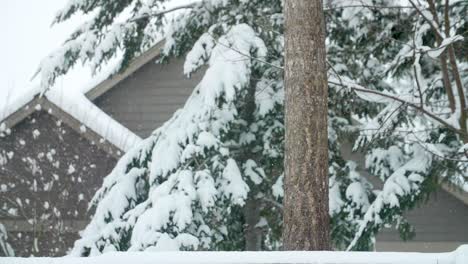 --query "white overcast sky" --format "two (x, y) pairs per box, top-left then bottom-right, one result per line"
(0, 0), (194, 109)
(0, 0), (89, 103)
